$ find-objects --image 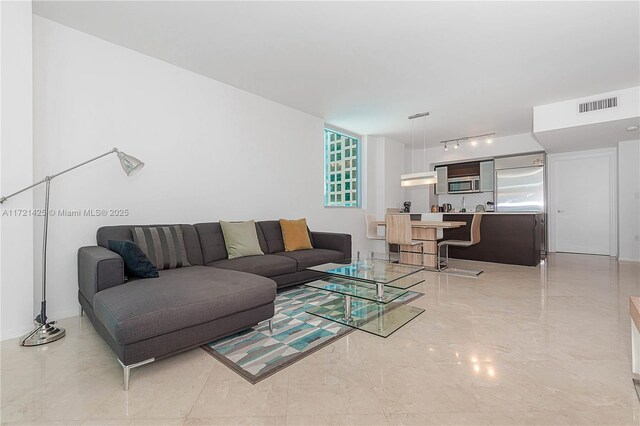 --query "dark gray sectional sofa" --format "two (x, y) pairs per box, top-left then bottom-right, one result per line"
(77, 220), (351, 390)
